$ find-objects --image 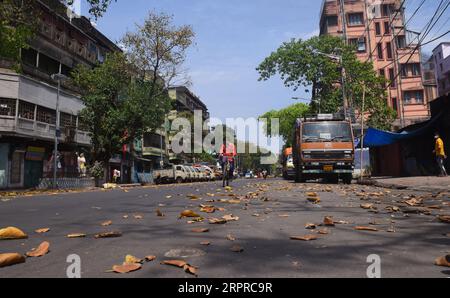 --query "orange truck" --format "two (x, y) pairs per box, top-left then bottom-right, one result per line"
(282, 147), (295, 180)
(293, 114), (355, 184)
